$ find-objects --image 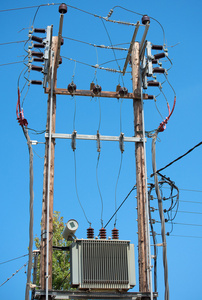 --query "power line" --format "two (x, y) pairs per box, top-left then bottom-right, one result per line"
(0, 262), (28, 287)
(0, 3), (60, 13)
(0, 40), (27, 46)
(0, 60), (28, 67)
(0, 254), (28, 265)
(103, 185), (136, 229)
(151, 140), (202, 176)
